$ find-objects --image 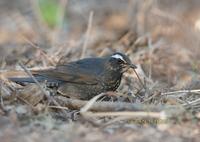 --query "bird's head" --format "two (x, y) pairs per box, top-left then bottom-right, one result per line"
(107, 52), (137, 73)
